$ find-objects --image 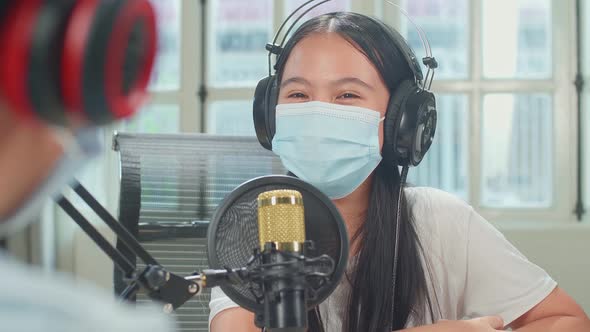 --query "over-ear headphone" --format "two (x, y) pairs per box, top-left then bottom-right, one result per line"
(252, 0), (438, 167)
(0, 0), (157, 127)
